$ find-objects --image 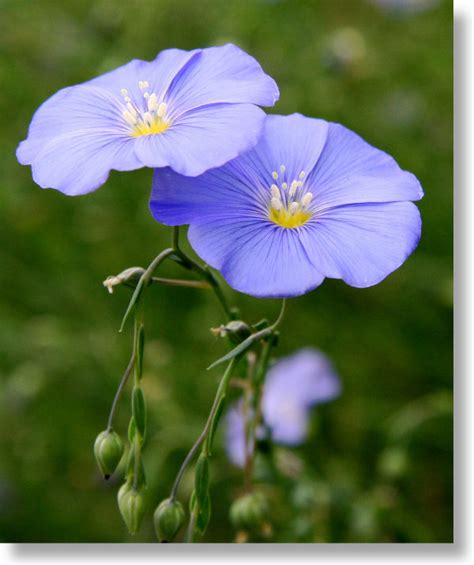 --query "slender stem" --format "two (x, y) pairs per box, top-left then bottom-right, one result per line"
(270, 298), (286, 331)
(150, 277), (211, 289)
(170, 241), (233, 320)
(106, 348), (135, 431)
(169, 358), (236, 502)
(172, 226), (180, 251)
